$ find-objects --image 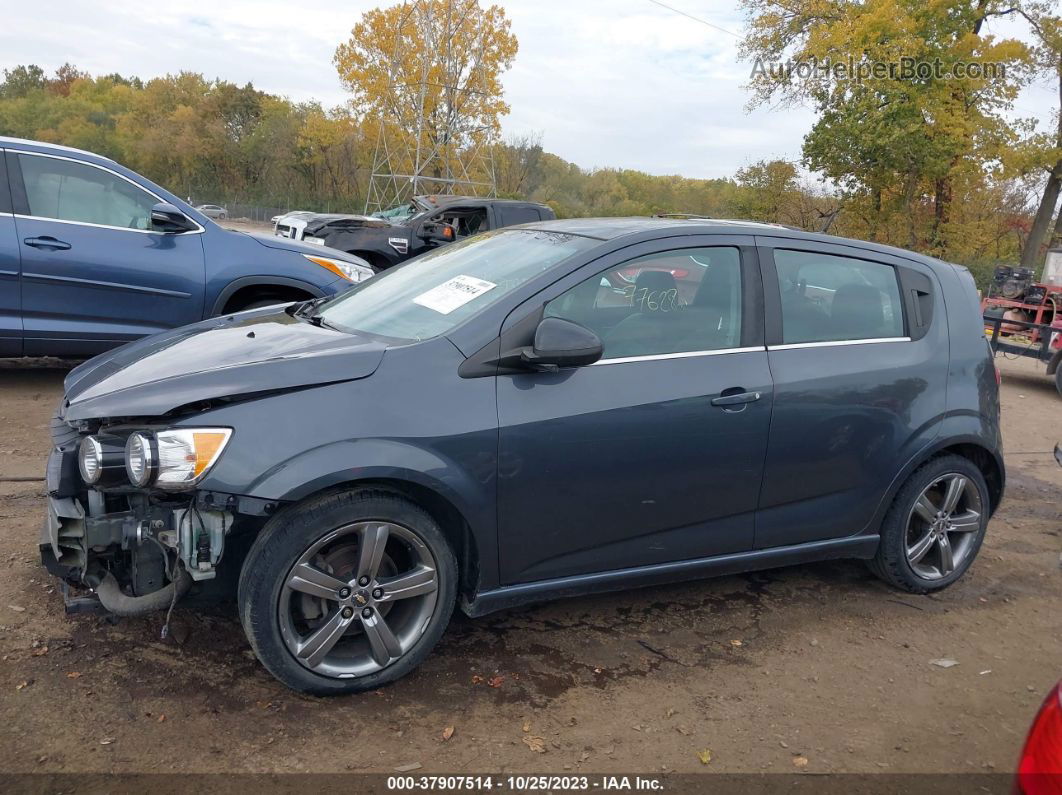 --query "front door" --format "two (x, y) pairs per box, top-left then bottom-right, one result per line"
(497, 238), (773, 584)
(8, 151), (205, 357)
